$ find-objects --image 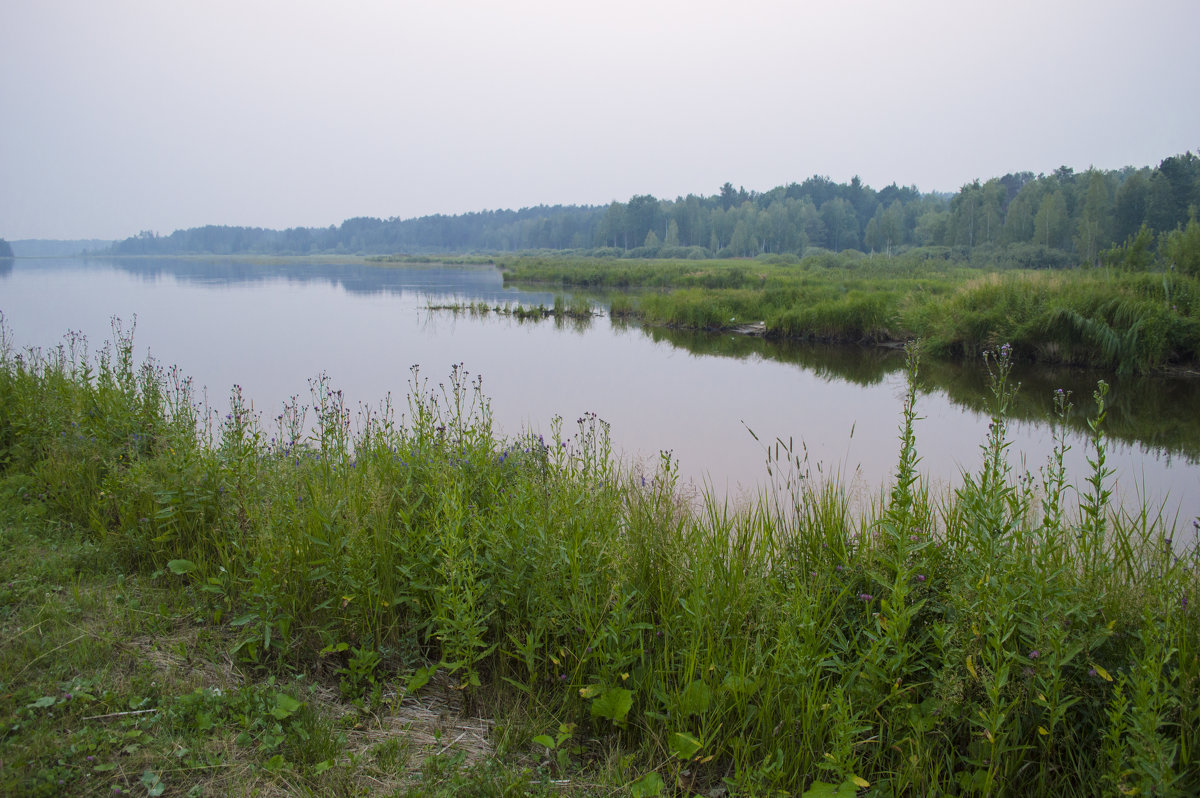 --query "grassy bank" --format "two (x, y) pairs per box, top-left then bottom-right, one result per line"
(1, 322), (1198, 796)
(499, 252), (1200, 375)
